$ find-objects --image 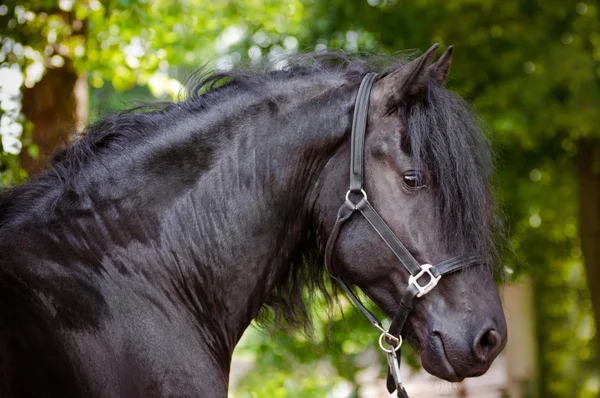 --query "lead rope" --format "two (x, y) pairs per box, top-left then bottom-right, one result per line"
(324, 73), (480, 397)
